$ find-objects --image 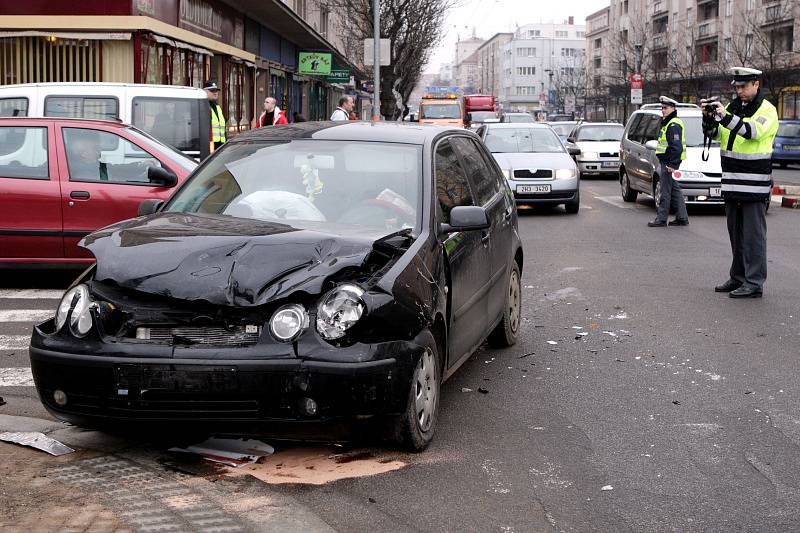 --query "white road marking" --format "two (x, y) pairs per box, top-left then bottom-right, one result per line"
(0, 335), (31, 350)
(0, 289), (64, 300)
(0, 310), (53, 323)
(593, 195), (649, 209)
(0, 367), (34, 387)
